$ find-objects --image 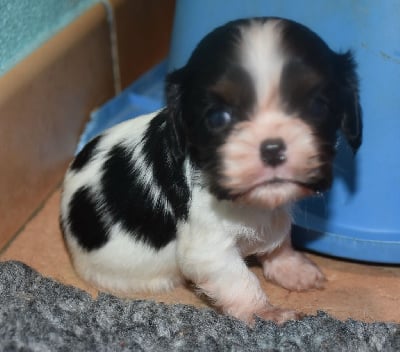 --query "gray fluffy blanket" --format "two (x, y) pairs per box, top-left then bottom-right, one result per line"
(0, 261), (398, 351)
